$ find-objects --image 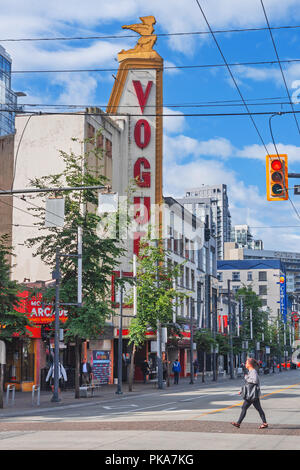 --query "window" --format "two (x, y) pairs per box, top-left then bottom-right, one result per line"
(185, 267), (190, 288)
(261, 299), (267, 306)
(259, 271), (267, 281)
(259, 285), (267, 295)
(217, 272), (223, 282)
(247, 272), (253, 281)
(232, 272), (240, 282)
(191, 270), (195, 291)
